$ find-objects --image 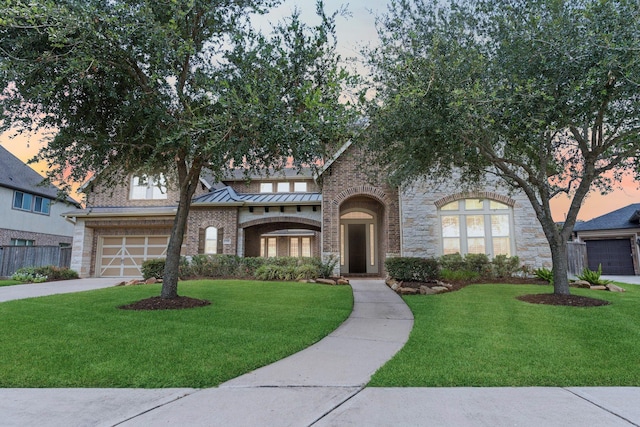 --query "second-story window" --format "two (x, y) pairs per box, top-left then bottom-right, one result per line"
(277, 182), (289, 192)
(13, 191), (50, 215)
(293, 182), (307, 192)
(130, 175), (167, 200)
(260, 183), (273, 193)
